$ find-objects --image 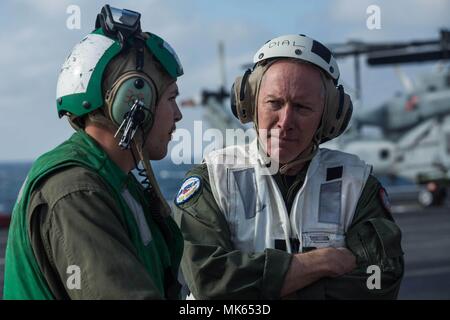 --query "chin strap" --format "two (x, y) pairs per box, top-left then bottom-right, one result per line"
(278, 143), (318, 175)
(255, 130), (317, 175)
